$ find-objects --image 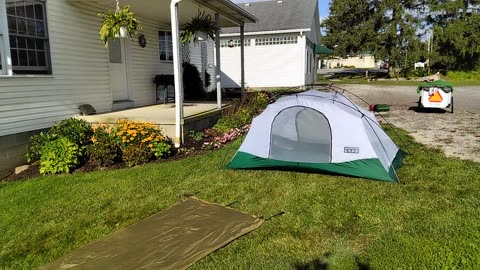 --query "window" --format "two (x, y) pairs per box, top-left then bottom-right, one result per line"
(158, 31), (173, 61)
(220, 39), (251, 48)
(6, 0), (51, 74)
(255, 36), (297, 46)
